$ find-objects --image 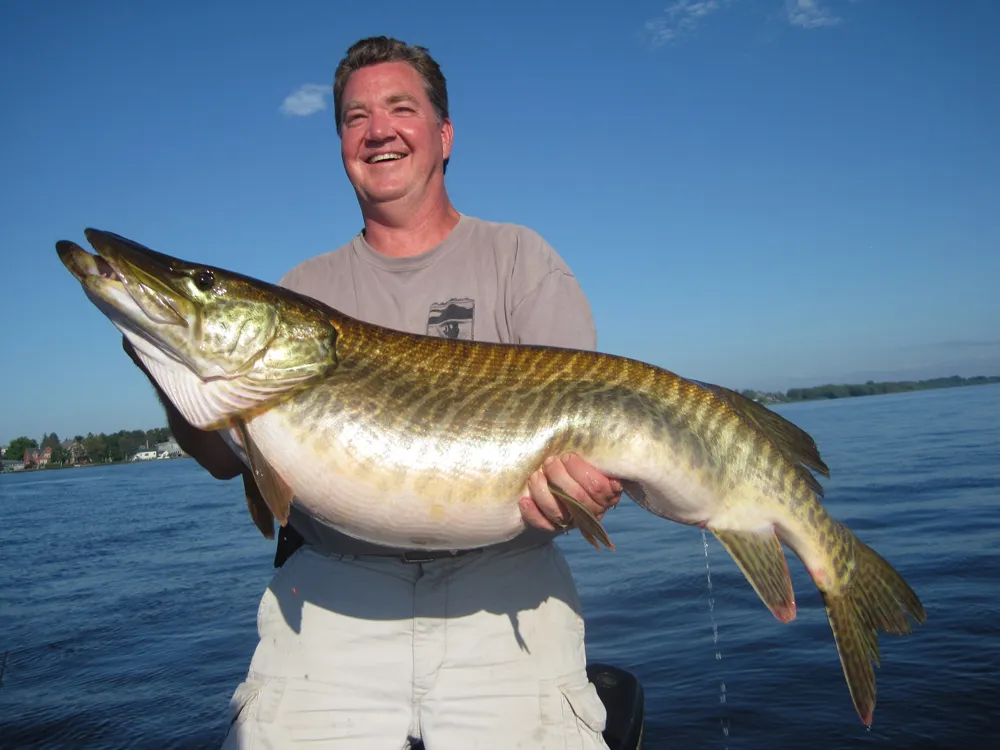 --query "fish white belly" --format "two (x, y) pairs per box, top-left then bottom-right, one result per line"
(246, 409), (530, 549)
(593, 432), (723, 528)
